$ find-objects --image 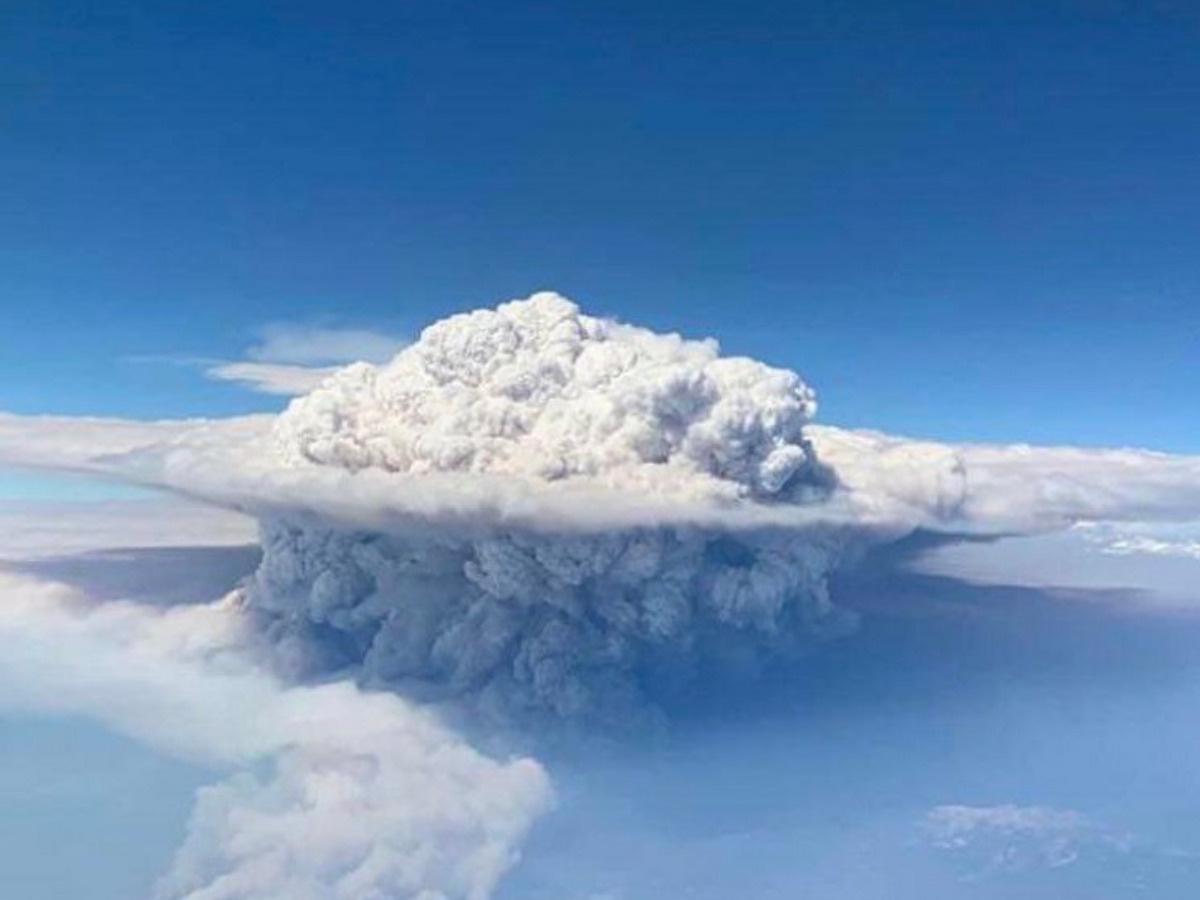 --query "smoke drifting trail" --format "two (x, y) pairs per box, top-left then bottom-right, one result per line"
(0, 573), (551, 900)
